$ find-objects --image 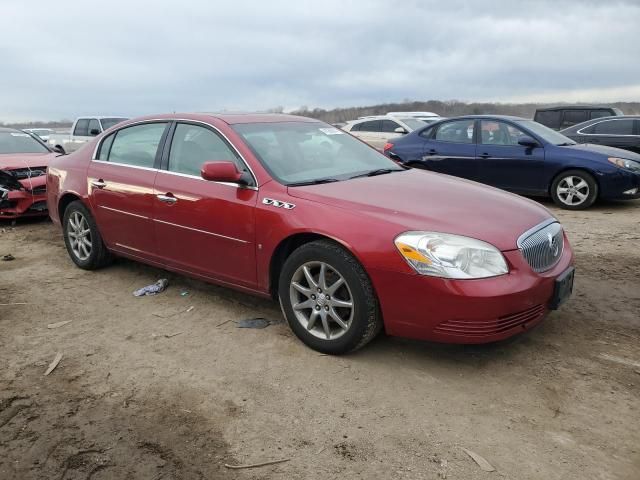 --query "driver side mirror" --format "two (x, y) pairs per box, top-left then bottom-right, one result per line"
(52, 145), (65, 155)
(90, 128), (100, 136)
(201, 161), (247, 185)
(394, 126), (408, 134)
(517, 135), (539, 148)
